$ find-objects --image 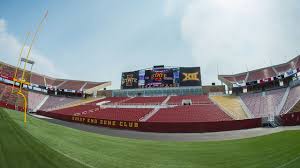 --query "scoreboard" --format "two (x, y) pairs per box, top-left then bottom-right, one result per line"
(121, 66), (201, 89)
(144, 68), (177, 88)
